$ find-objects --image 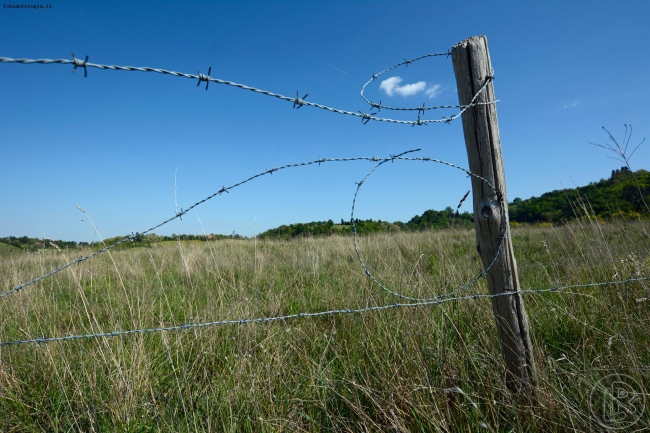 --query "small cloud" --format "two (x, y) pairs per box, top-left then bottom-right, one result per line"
(425, 84), (442, 99)
(380, 76), (443, 98)
(563, 101), (579, 109)
(394, 81), (427, 96)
